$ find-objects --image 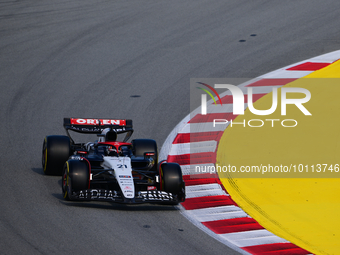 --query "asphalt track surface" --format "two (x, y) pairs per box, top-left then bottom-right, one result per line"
(1, 1), (340, 254)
